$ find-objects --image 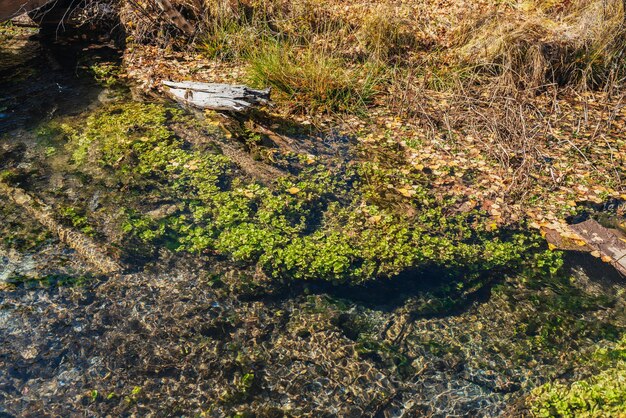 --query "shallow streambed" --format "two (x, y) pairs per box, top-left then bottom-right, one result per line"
(1, 26), (625, 417)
